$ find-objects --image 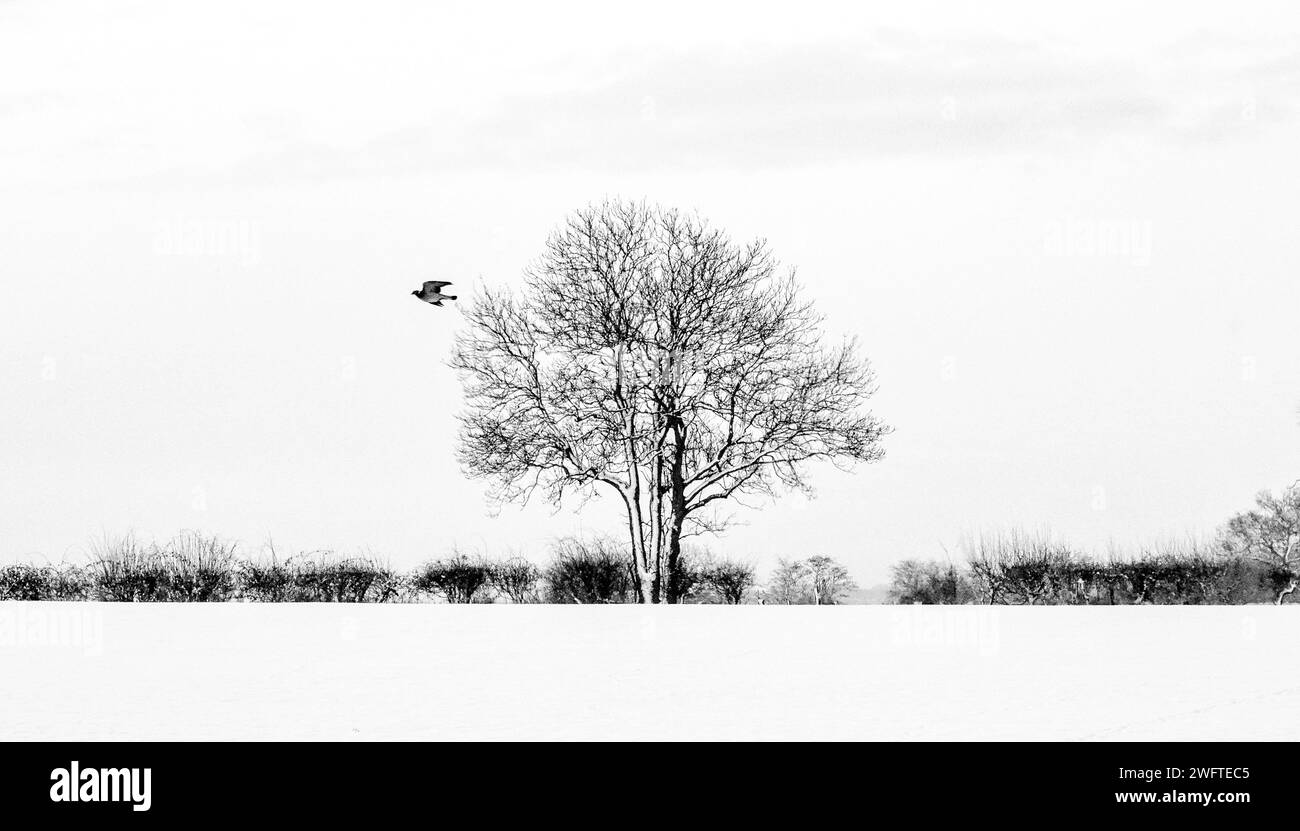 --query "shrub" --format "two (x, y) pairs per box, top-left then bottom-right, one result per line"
(1200, 555), (1271, 604)
(1000, 540), (1072, 605)
(413, 553), (494, 603)
(84, 533), (238, 602)
(0, 564), (87, 601)
(543, 537), (633, 603)
(86, 535), (174, 601)
(51, 565), (91, 600)
(888, 559), (970, 604)
(367, 566), (410, 603)
(0, 565), (52, 600)
(488, 557), (541, 603)
(166, 532), (238, 601)
(291, 554), (401, 602)
(958, 531), (1283, 605)
(237, 556), (297, 602)
(961, 531), (1074, 605)
(698, 558), (757, 604)
(304, 556), (385, 602)
(238, 550), (404, 602)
